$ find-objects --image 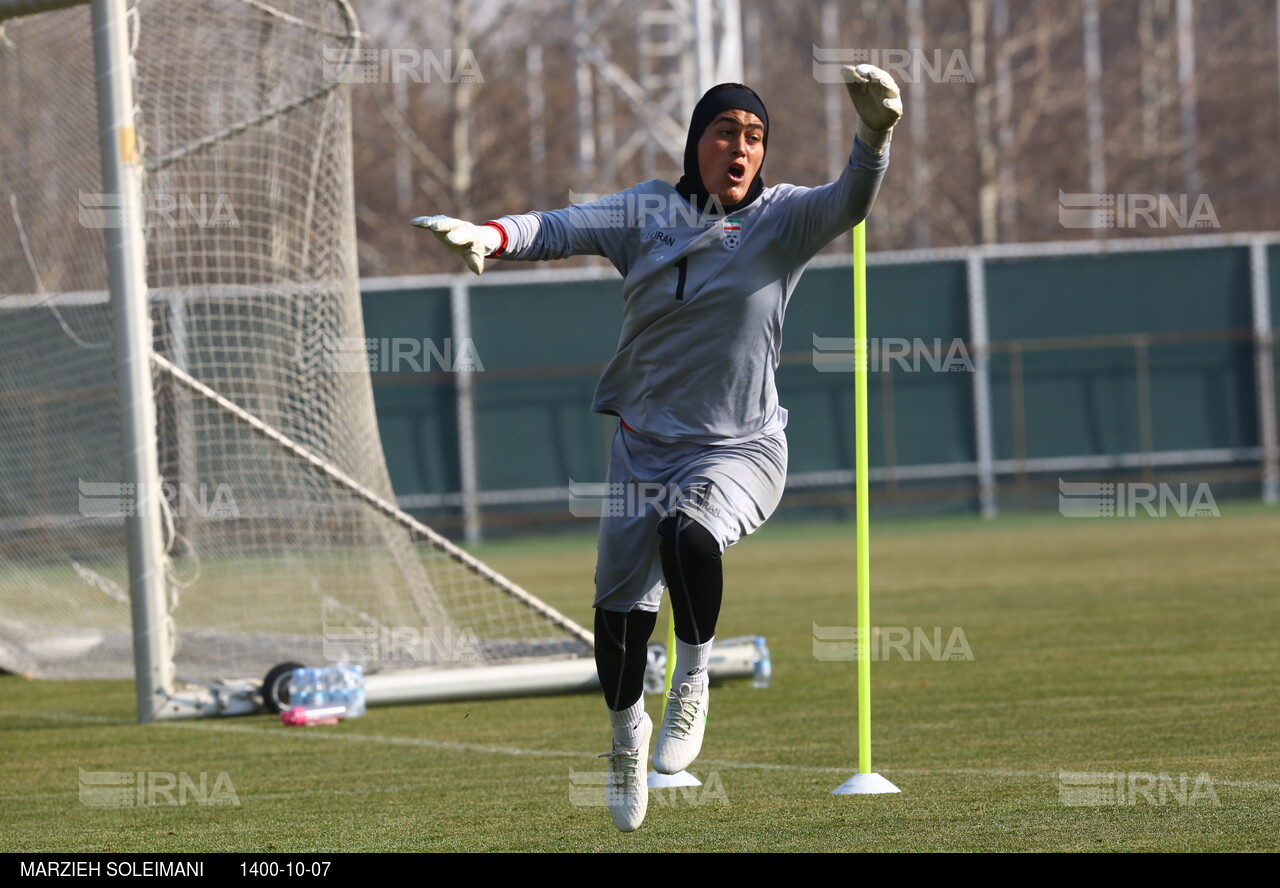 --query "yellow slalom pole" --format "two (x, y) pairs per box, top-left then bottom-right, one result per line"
(664, 612), (677, 693)
(853, 221), (873, 776)
(833, 221), (900, 795)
